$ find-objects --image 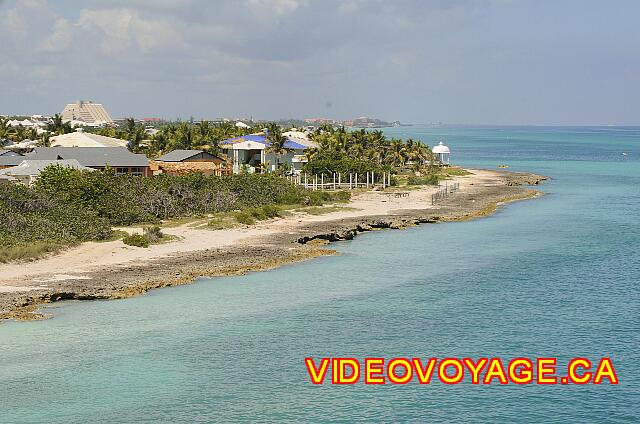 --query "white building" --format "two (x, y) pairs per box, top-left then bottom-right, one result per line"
(432, 141), (451, 165)
(61, 100), (114, 125)
(220, 133), (307, 174)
